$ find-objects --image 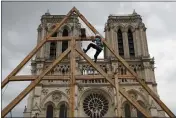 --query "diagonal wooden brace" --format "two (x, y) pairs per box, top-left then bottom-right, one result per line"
(2, 47), (71, 117)
(74, 7), (175, 117)
(75, 47), (115, 87)
(1, 7), (74, 89)
(119, 89), (151, 117)
(75, 47), (151, 117)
